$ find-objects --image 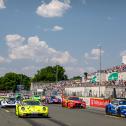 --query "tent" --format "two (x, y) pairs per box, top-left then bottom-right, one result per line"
(108, 72), (118, 81)
(91, 76), (97, 83)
